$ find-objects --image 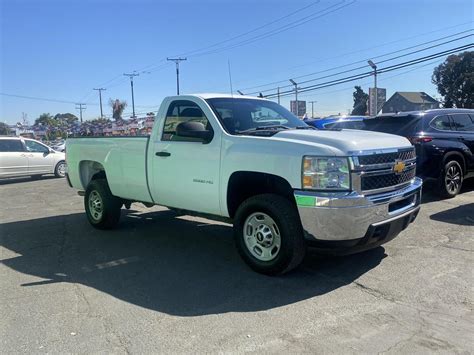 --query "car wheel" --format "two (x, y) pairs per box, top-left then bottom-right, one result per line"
(84, 179), (122, 229)
(54, 161), (67, 178)
(233, 194), (306, 275)
(438, 160), (463, 198)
